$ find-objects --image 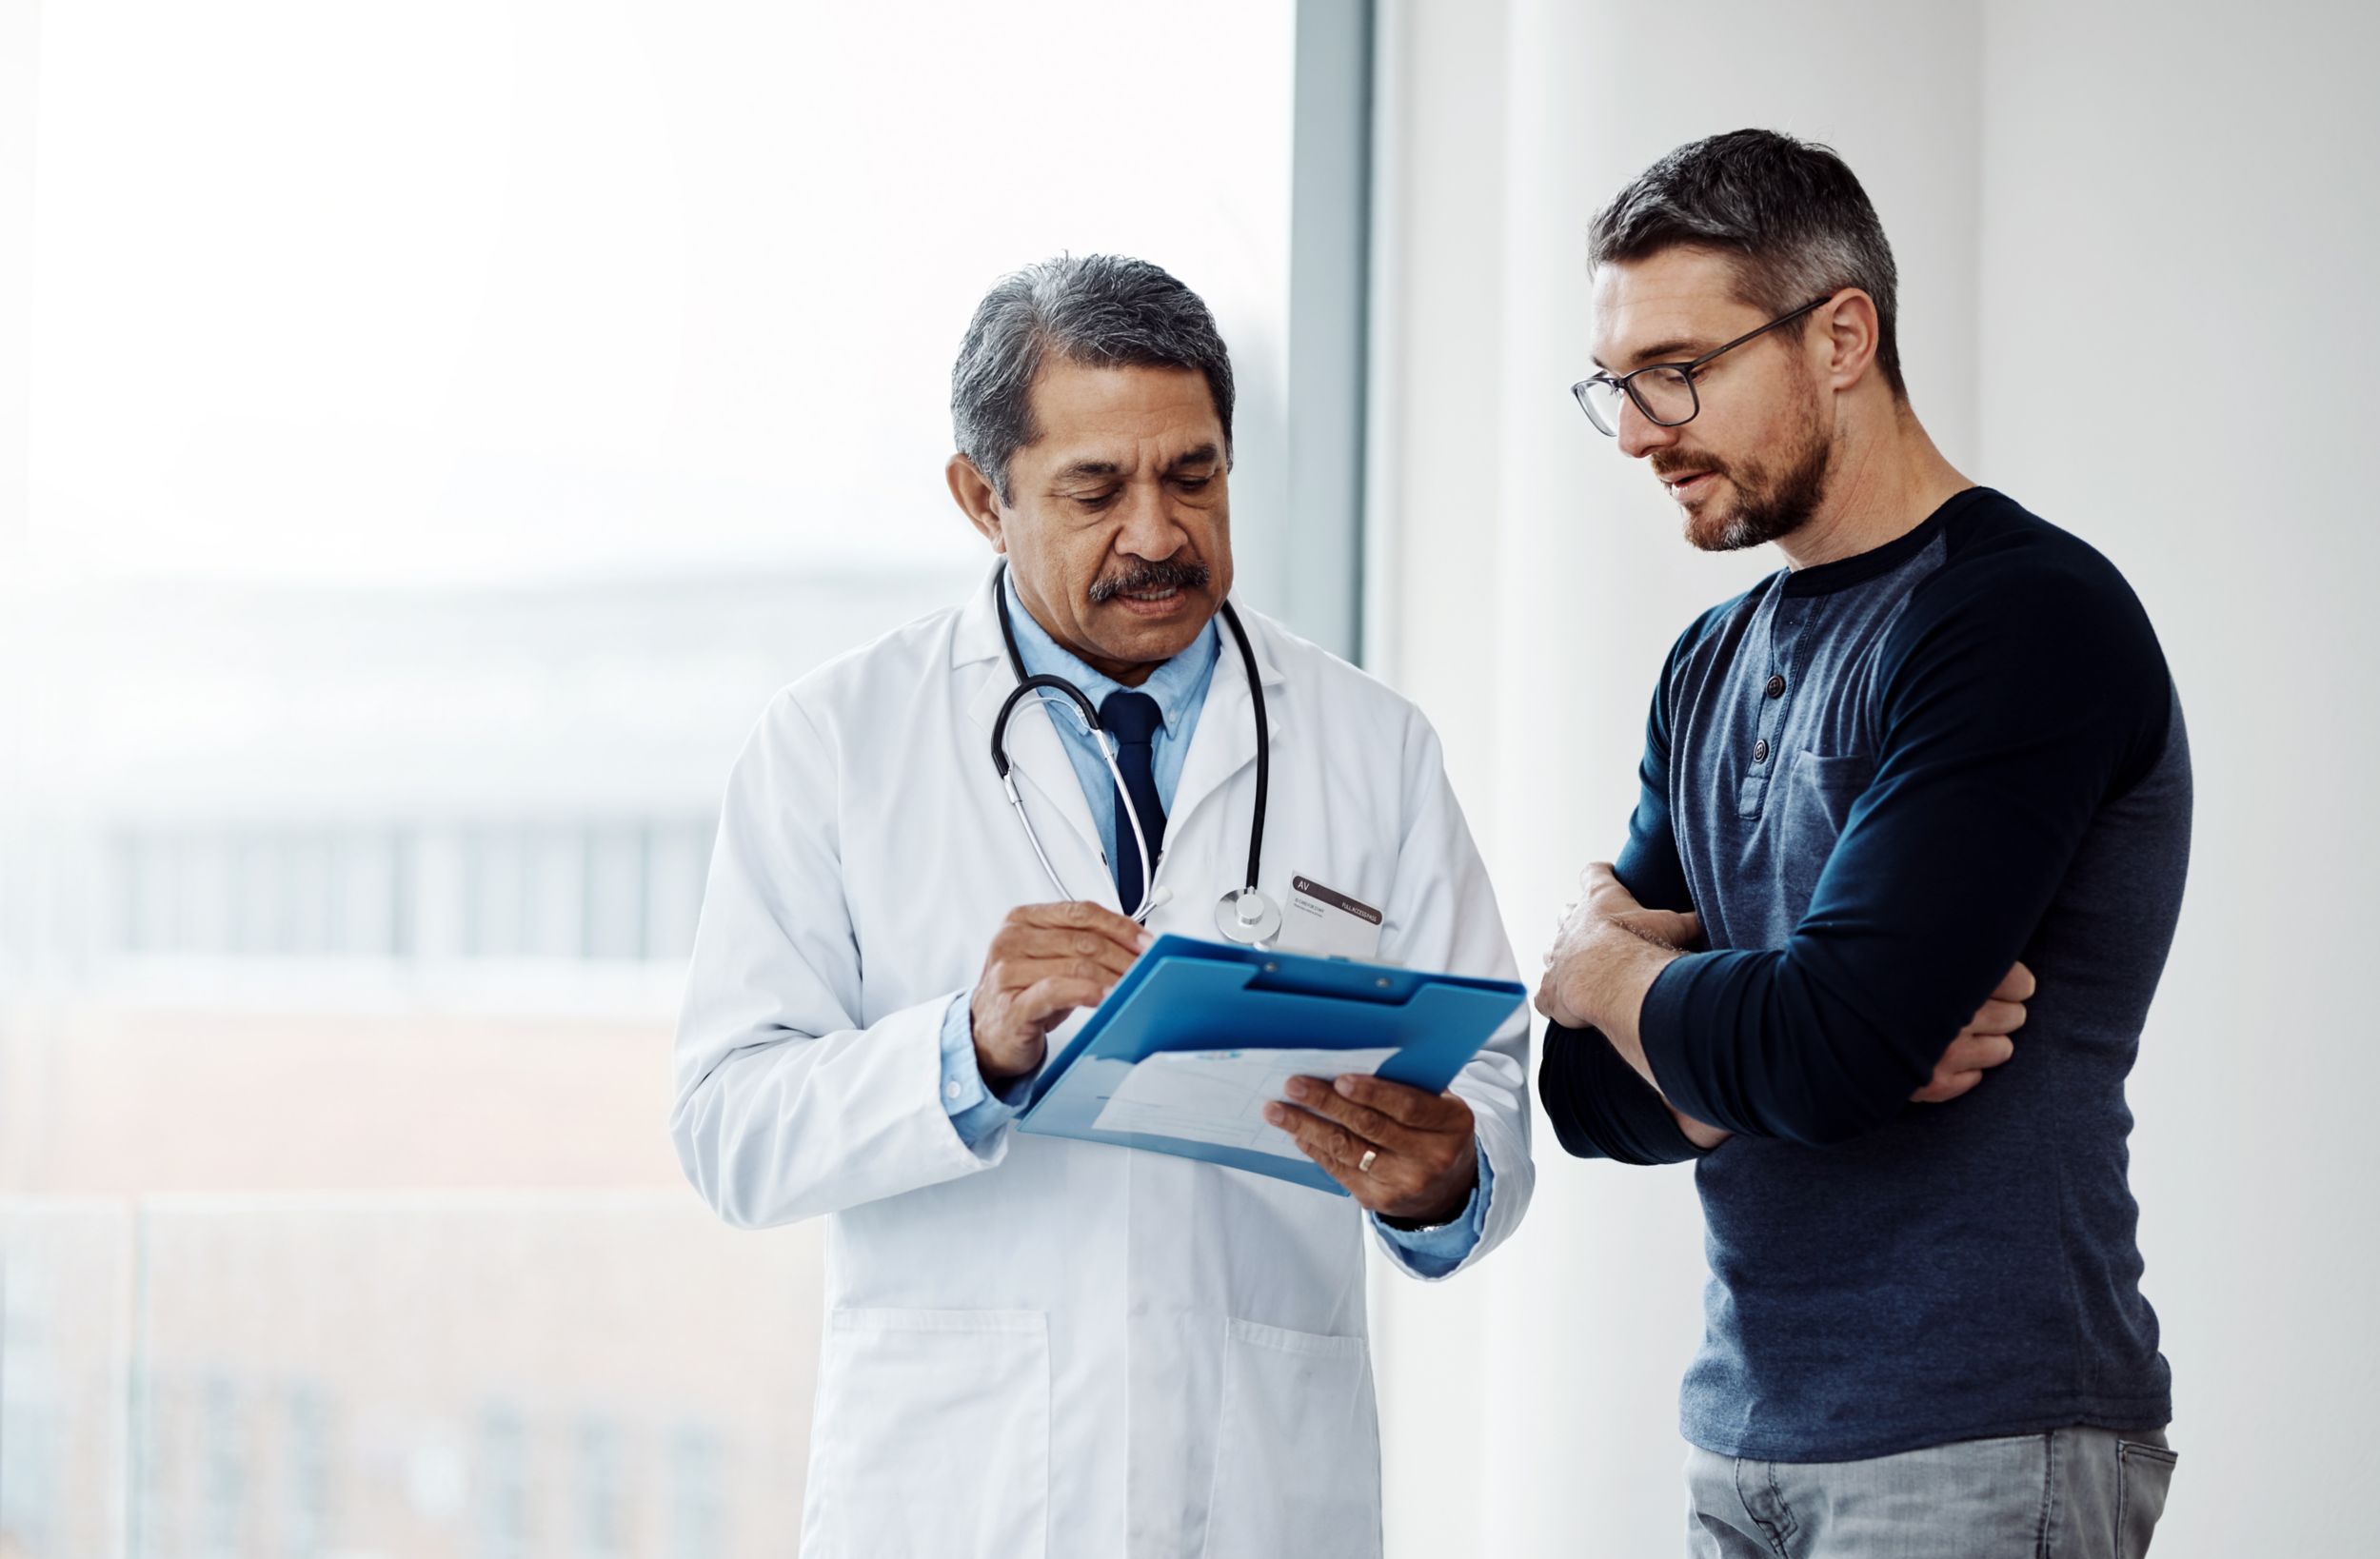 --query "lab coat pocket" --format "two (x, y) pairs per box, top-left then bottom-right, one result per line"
(1200, 1318), (1381, 1559)
(804, 1307), (1049, 1559)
